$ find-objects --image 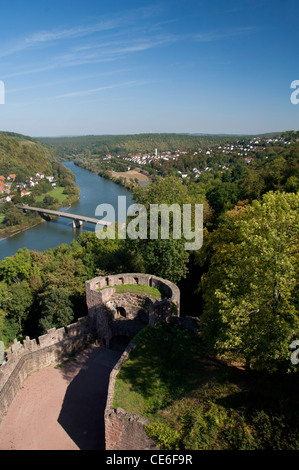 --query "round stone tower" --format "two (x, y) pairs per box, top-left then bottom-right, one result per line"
(85, 273), (180, 348)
